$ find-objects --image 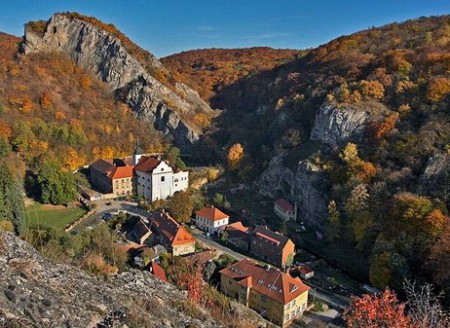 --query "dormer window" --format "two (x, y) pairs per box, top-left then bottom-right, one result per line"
(291, 285), (298, 293)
